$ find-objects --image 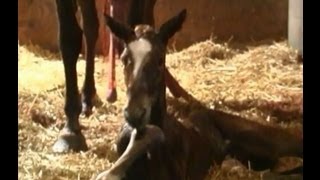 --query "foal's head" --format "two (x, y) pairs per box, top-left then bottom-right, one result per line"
(105, 9), (187, 131)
